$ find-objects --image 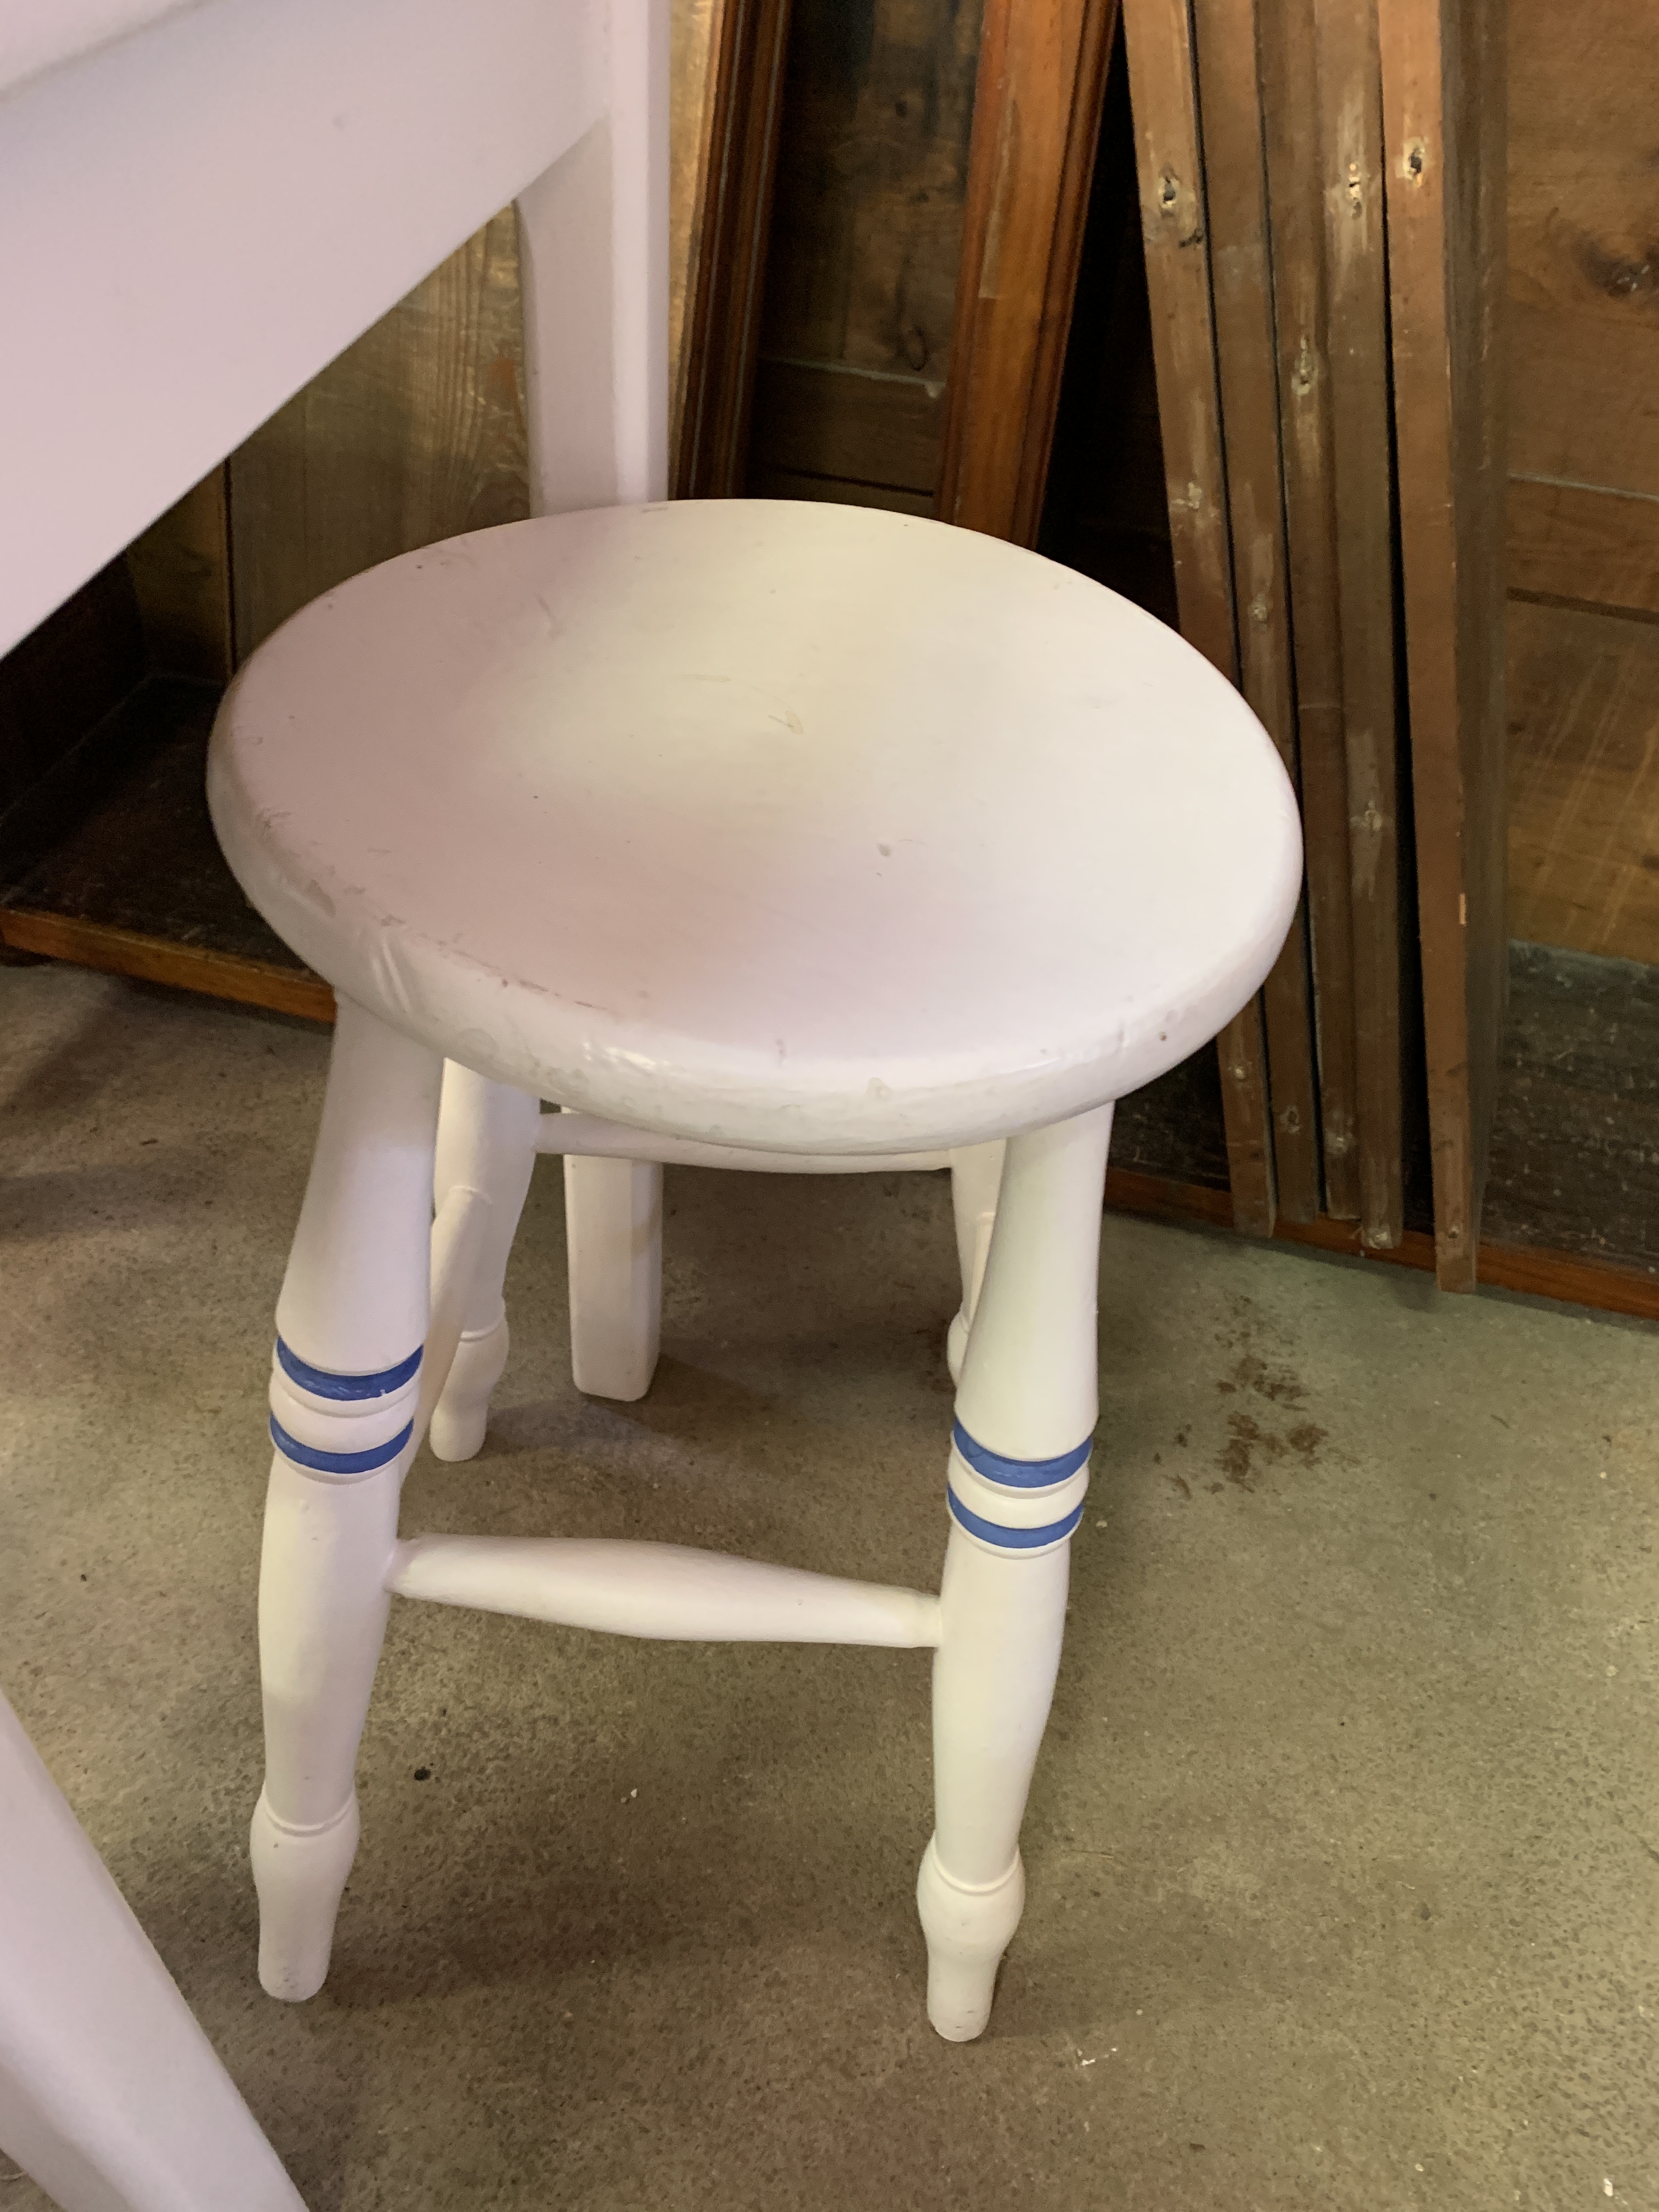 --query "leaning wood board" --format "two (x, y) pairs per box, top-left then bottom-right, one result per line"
(1312, 0), (1405, 1250)
(1119, 0), (1277, 1234)
(1187, 0), (1323, 1224)
(1379, 0), (1507, 1288)
(935, 0), (1118, 544)
(674, 0), (793, 498)
(1257, 0), (1363, 1222)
